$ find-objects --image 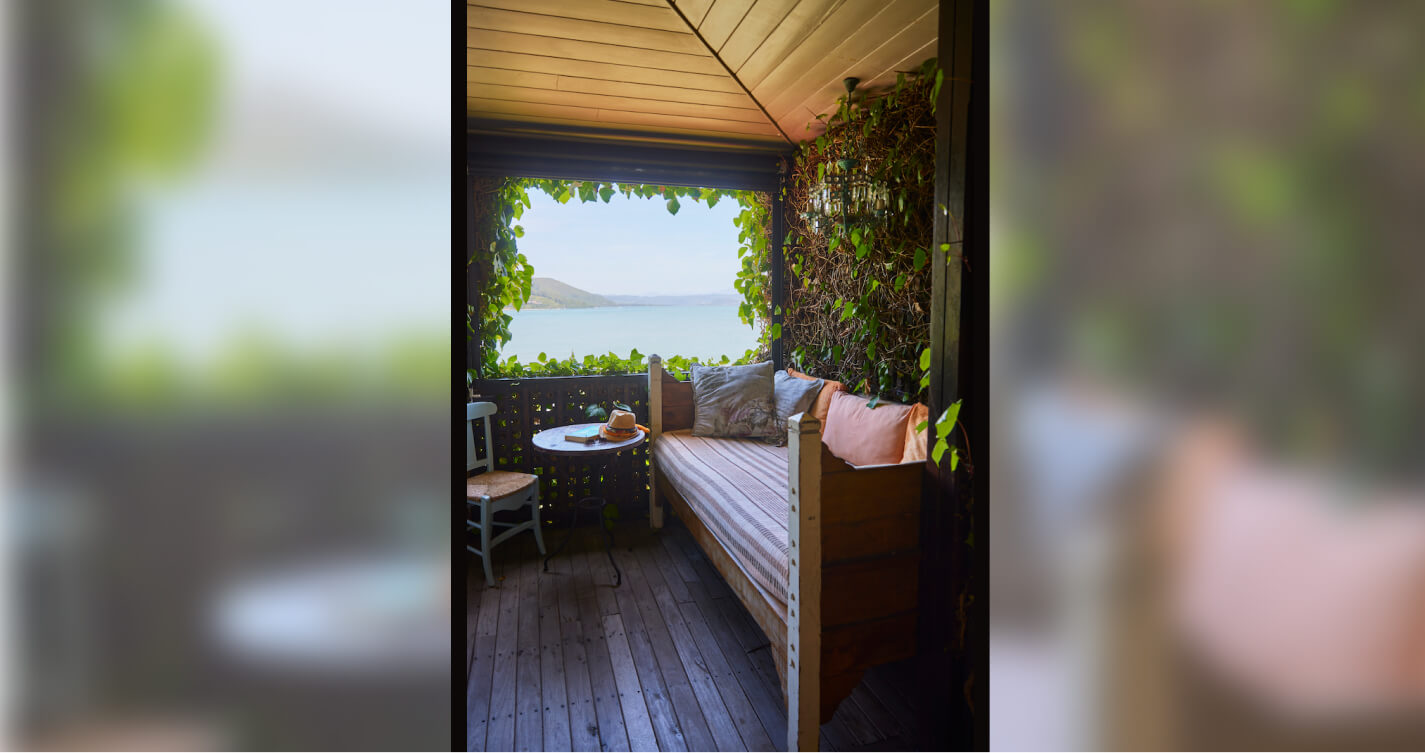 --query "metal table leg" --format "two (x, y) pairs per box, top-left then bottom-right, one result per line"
(543, 495), (621, 587)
